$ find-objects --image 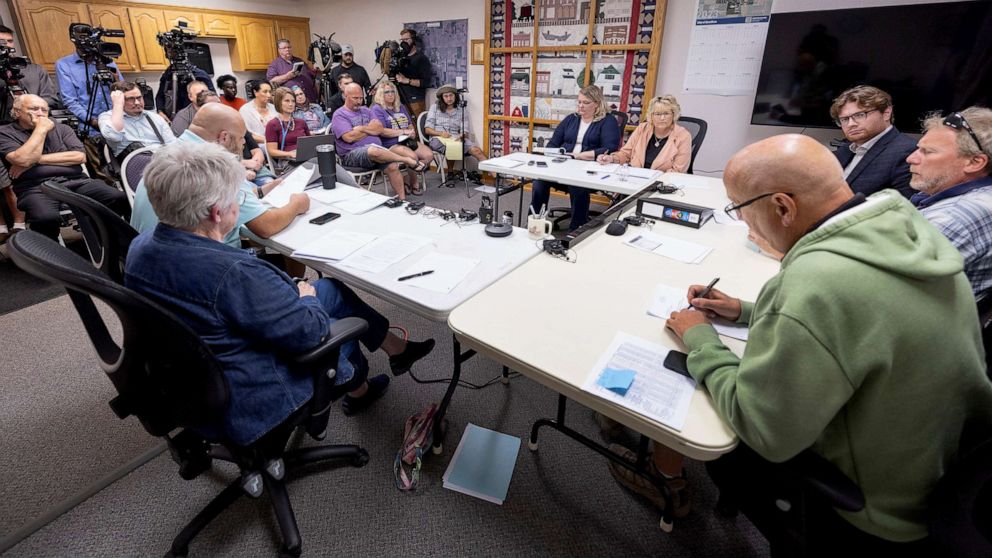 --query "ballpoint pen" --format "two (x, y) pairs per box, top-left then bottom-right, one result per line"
(690, 277), (720, 308)
(600, 174), (612, 180)
(398, 270), (435, 281)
